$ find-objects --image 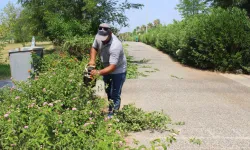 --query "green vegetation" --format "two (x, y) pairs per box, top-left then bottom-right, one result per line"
(0, 52), (176, 149)
(141, 7), (250, 73)
(176, 0), (208, 18)
(0, 42), (54, 80)
(0, 0), (177, 146)
(207, 0), (250, 15)
(189, 137), (202, 145)
(123, 5), (250, 74)
(120, 0), (250, 74)
(0, 0), (143, 58)
(124, 47), (140, 79)
(14, 0), (143, 44)
(0, 64), (10, 80)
